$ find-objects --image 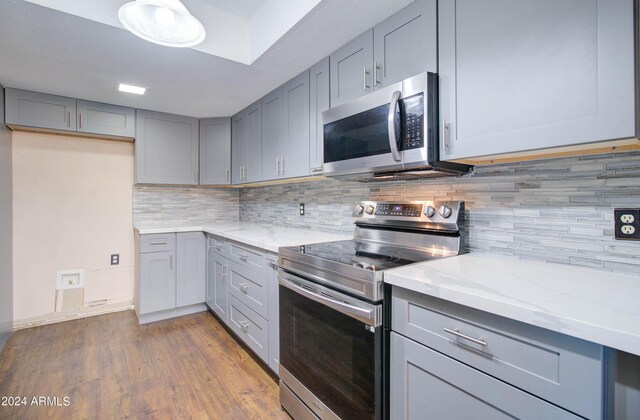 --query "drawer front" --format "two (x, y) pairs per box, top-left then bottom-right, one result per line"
(207, 234), (229, 258)
(390, 332), (579, 420)
(228, 241), (267, 271)
(228, 260), (268, 319)
(229, 295), (268, 363)
(140, 233), (176, 253)
(392, 287), (604, 419)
